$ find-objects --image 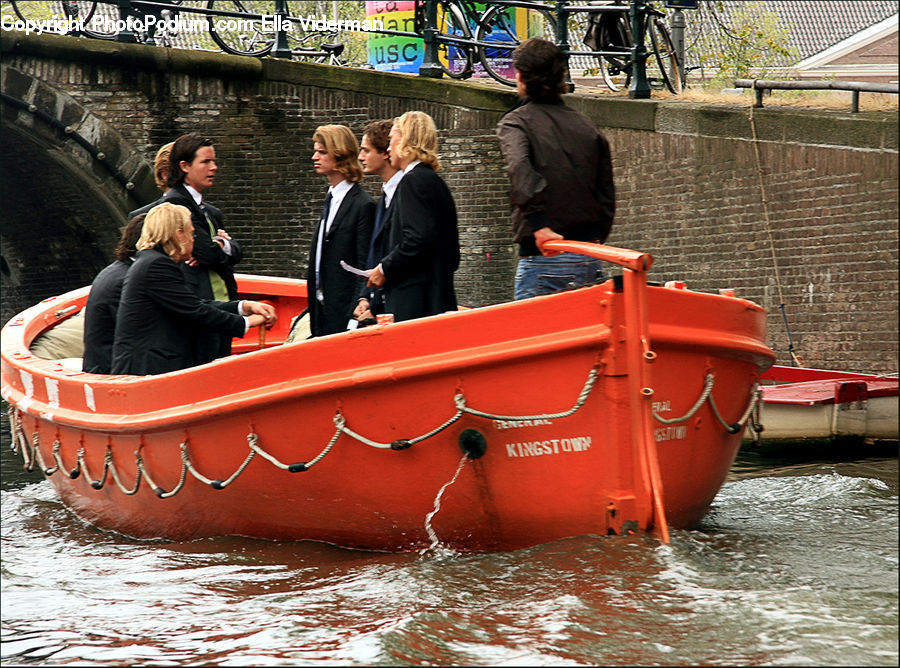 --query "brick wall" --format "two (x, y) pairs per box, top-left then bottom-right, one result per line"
(1, 33), (897, 373)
